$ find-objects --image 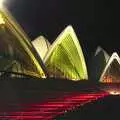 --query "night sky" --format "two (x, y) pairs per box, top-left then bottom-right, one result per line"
(4, 0), (120, 56)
